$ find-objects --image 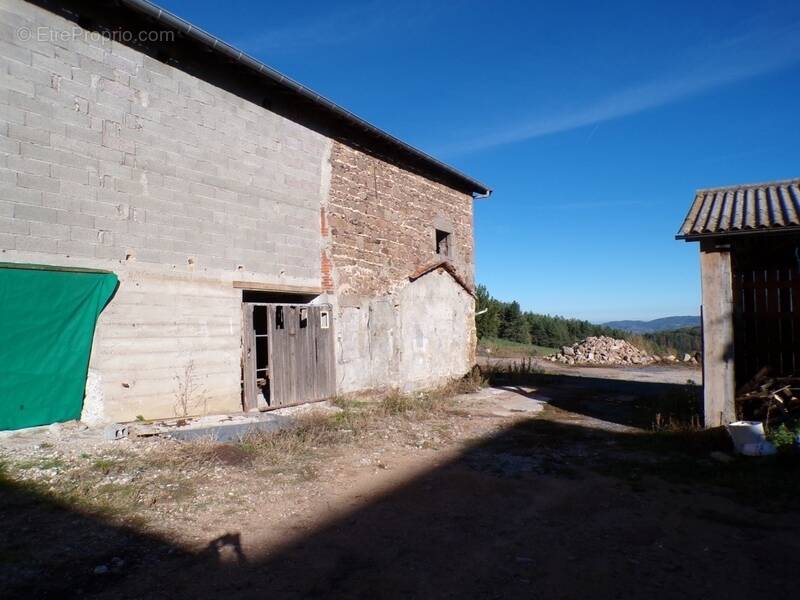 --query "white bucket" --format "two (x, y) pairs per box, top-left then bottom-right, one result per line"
(726, 421), (776, 456)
